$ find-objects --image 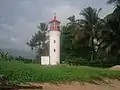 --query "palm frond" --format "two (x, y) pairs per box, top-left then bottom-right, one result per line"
(107, 0), (120, 5)
(107, 0), (117, 4)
